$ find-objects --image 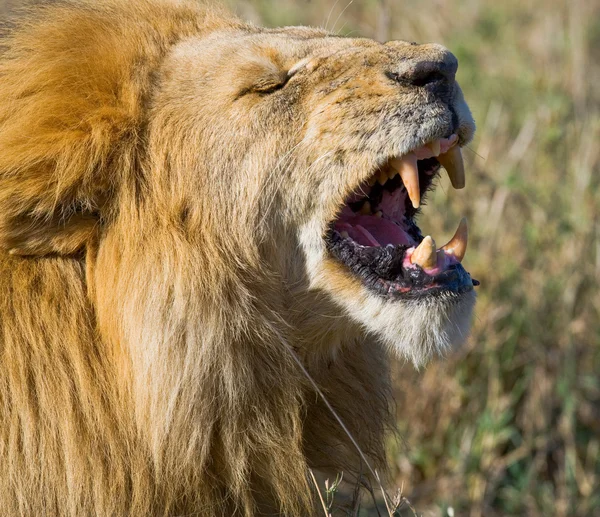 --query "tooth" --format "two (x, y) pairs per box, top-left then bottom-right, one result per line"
(375, 211), (383, 218)
(341, 231), (350, 238)
(388, 166), (398, 179)
(355, 225), (380, 246)
(378, 170), (387, 185)
(411, 235), (437, 269)
(441, 217), (468, 262)
(438, 145), (465, 189)
(368, 176), (377, 186)
(359, 201), (371, 215)
(391, 153), (420, 208)
(428, 140), (441, 156)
